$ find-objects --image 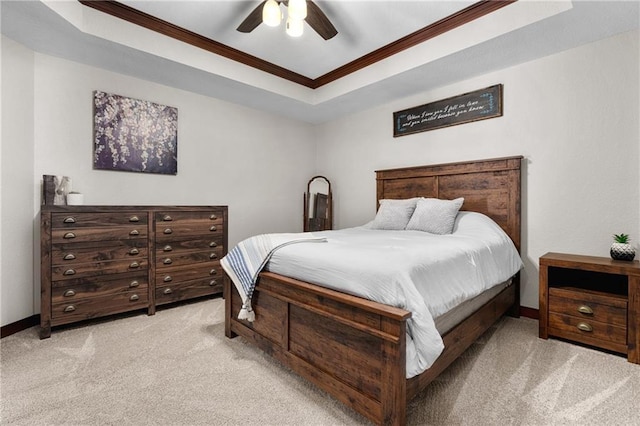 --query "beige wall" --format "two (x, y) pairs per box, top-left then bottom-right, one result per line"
(1, 37), (35, 326)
